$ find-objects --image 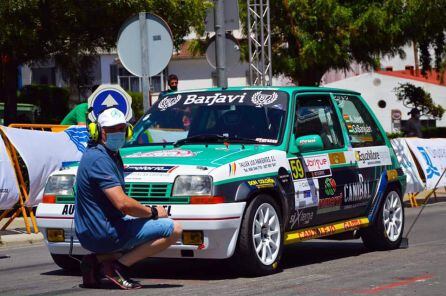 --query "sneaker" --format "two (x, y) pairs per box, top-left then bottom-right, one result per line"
(80, 254), (100, 288)
(100, 260), (142, 290)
